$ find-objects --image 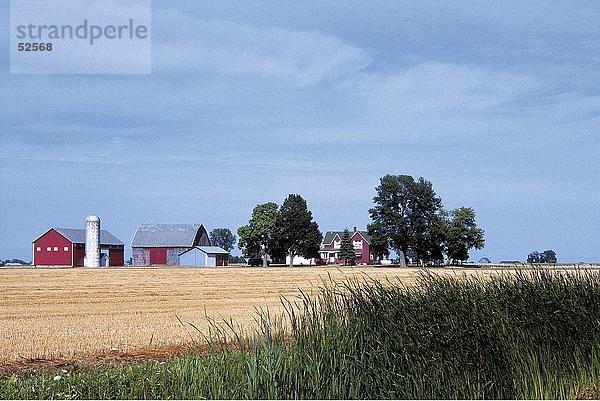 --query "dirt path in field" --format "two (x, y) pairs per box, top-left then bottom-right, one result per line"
(0, 343), (196, 377)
